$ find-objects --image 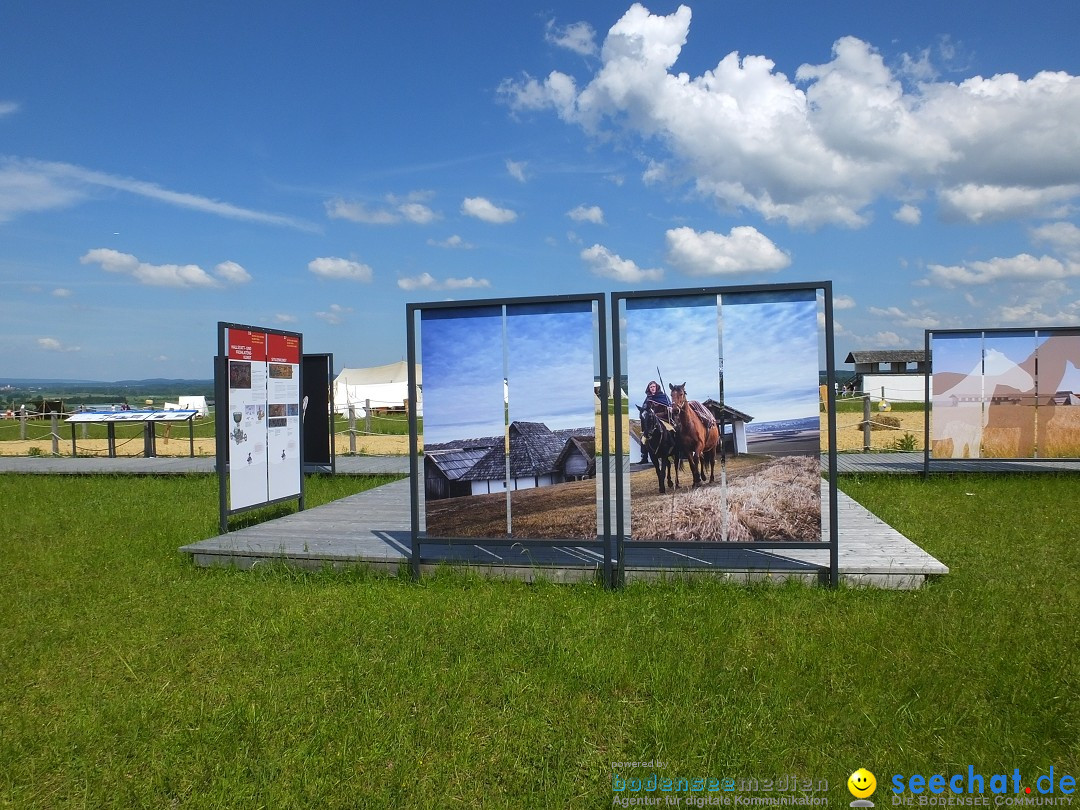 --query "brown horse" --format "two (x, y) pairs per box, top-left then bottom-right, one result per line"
(669, 382), (719, 487)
